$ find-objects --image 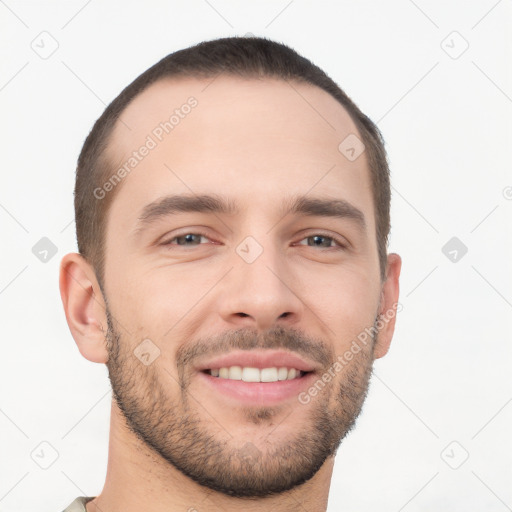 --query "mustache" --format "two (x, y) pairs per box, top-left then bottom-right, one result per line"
(175, 324), (335, 371)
